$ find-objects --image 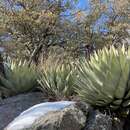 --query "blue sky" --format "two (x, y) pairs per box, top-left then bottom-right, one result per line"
(75, 0), (109, 33)
(76, 0), (90, 10)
